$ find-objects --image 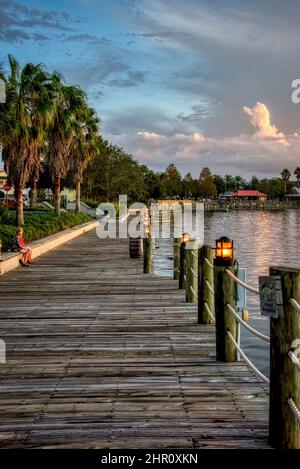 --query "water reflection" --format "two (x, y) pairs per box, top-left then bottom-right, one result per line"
(153, 209), (300, 375)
